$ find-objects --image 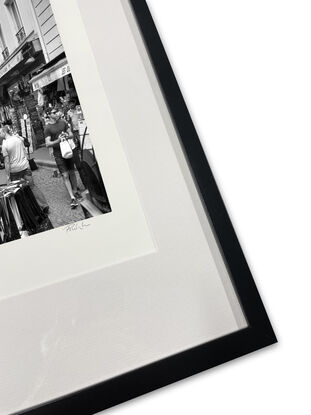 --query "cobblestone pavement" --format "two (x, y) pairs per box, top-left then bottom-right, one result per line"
(0, 166), (86, 228)
(34, 168), (85, 228)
